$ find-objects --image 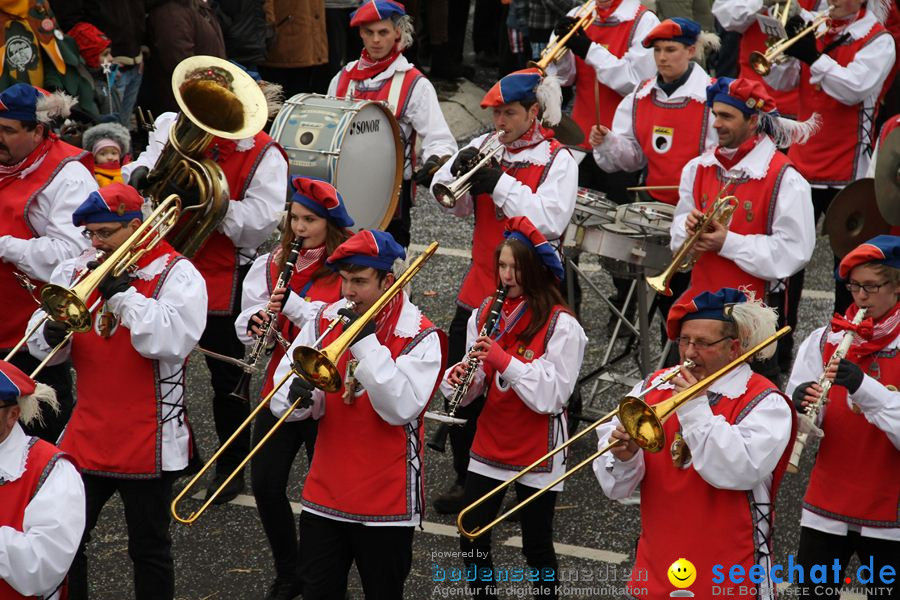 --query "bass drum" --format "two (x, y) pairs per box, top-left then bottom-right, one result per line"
(270, 94), (403, 231)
